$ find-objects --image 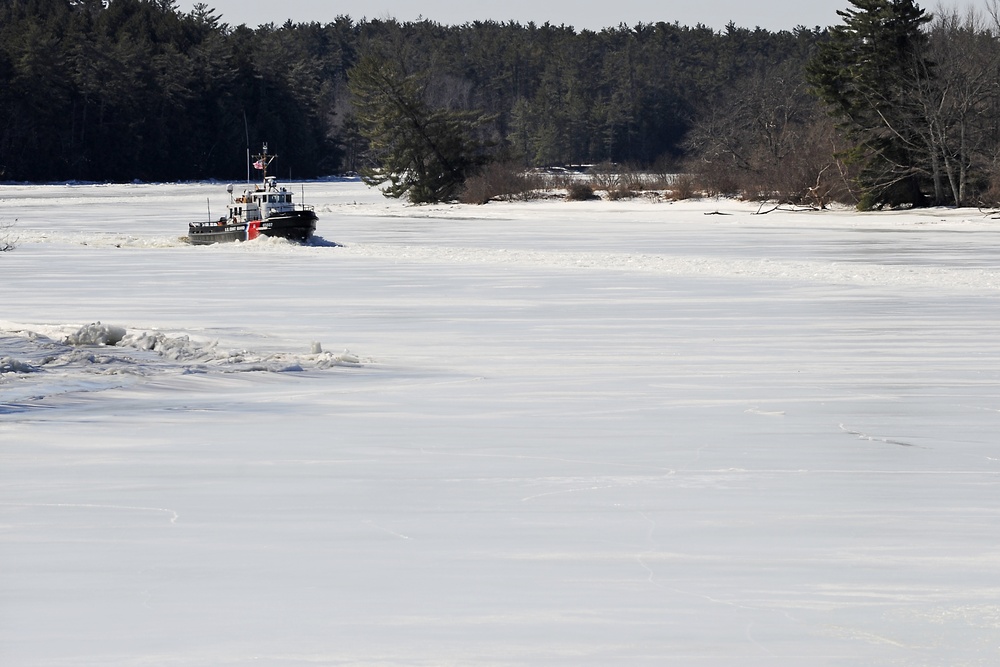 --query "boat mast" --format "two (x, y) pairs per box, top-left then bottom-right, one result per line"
(243, 110), (251, 186)
(252, 143), (277, 186)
